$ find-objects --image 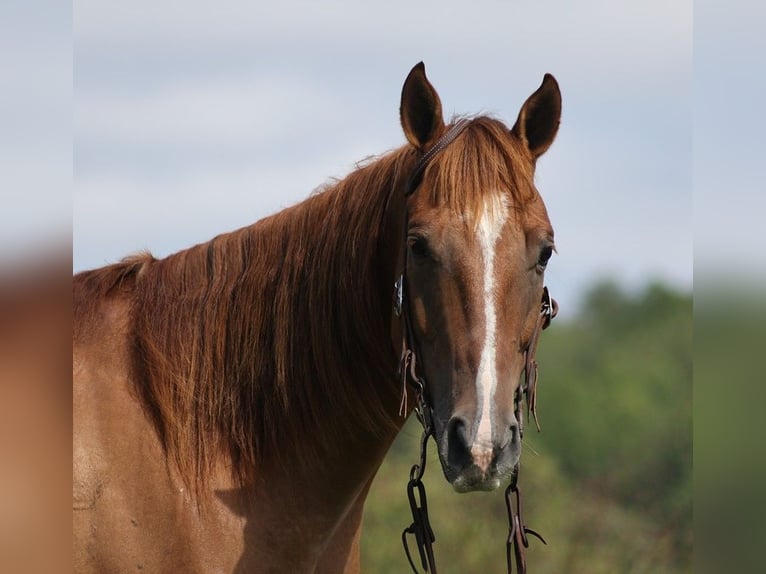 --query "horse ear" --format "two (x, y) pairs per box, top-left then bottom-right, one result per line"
(512, 74), (561, 160)
(400, 62), (445, 149)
